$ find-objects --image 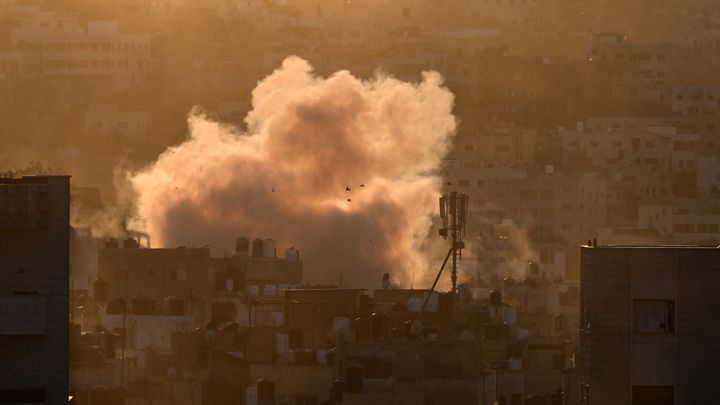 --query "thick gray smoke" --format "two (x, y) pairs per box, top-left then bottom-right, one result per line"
(129, 57), (457, 287)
